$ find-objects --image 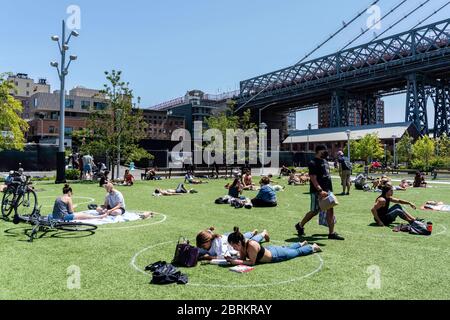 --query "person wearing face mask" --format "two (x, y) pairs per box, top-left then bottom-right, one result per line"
(295, 144), (345, 240)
